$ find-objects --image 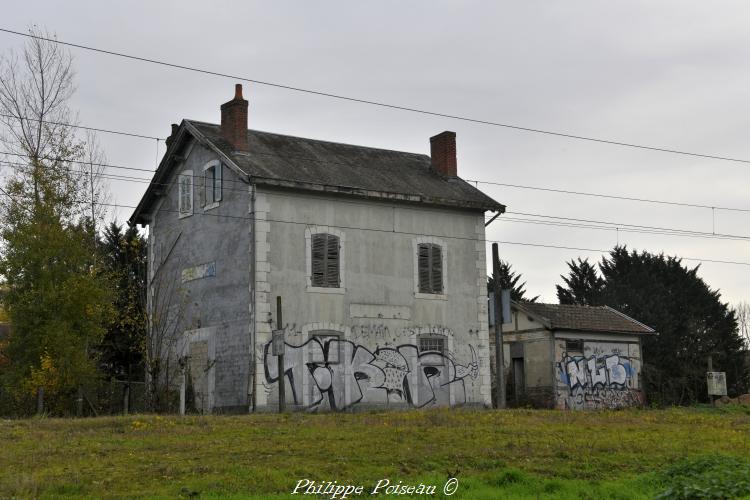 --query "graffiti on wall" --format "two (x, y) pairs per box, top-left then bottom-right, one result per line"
(264, 337), (479, 411)
(557, 352), (642, 410)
